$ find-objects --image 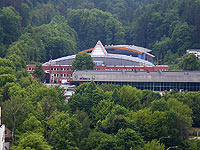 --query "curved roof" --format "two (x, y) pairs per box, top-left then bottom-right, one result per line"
(93, 54), (154, 66)
(81, 45), (154, 58)
(42, 41), (154, 67)
(43, 53), (154, 66)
